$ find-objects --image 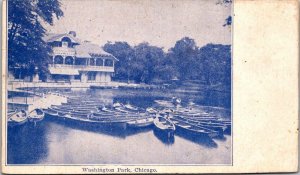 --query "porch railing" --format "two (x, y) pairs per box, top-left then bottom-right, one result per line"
(48, 64), (114, 72)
